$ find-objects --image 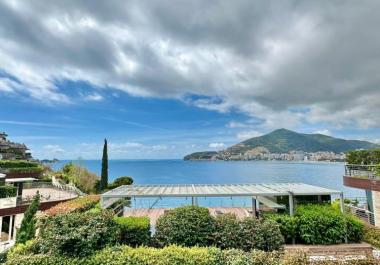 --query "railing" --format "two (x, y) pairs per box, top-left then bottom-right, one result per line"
(51, 177), (86, 196)
(345, 164), (378, 179)
(346, 204), (375, 226)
